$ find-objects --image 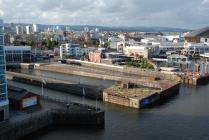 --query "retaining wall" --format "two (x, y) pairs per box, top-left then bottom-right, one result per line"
(66, 59), (180, 81)
(35, 65), (162, 89)
(7, 72), (103, 99)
